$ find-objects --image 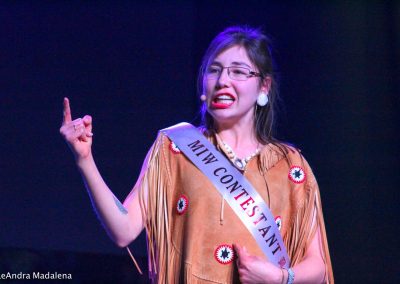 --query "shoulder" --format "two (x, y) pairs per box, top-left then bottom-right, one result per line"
(259, 141), (301, 172)
(264, 141), (309, 167)
(152, 122), (206, 159)
(156, 122), (211, 150)
(151, 130), (180, 157)
(262, 141), (317, 187)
